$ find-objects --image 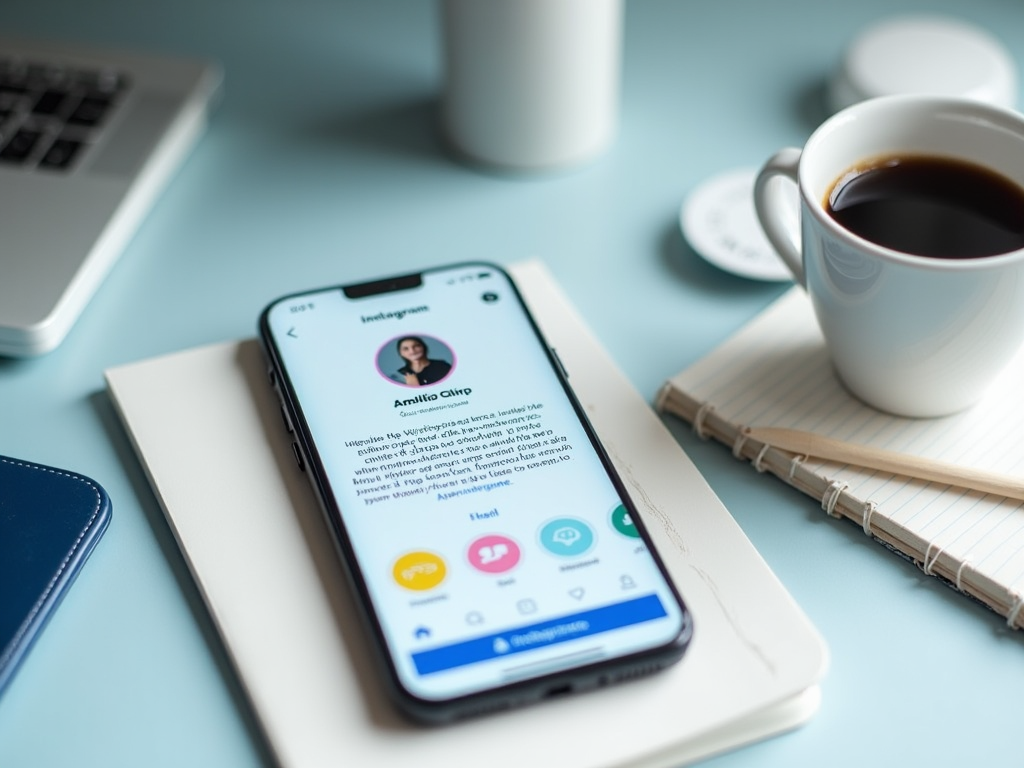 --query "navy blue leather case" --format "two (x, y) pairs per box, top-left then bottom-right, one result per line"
(0, 455), (111, 696)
